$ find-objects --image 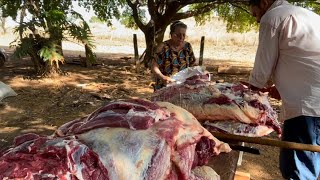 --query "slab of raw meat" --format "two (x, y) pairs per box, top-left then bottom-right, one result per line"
(0, 99), (230, 180)
(57, 99), (231, 179)
(0, 134), (108, 180)
(203, 121), (275, 137)
(152, 80), (282, 136)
